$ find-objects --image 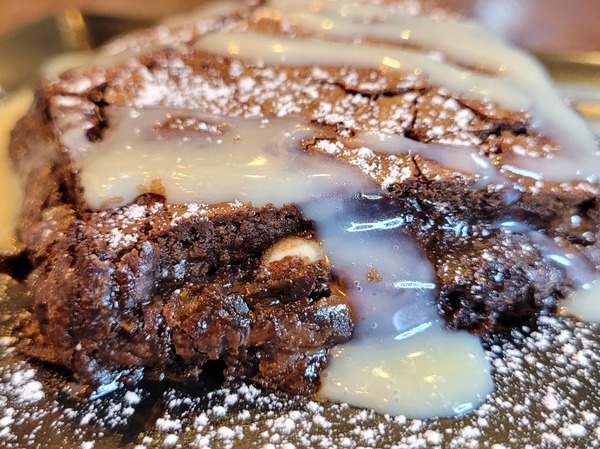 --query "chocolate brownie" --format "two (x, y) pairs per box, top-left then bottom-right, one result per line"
(8, 0), (600, 397)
